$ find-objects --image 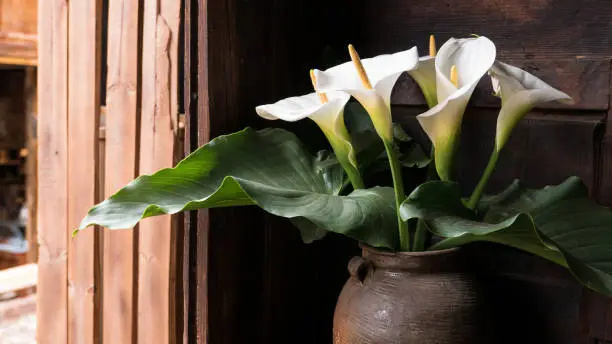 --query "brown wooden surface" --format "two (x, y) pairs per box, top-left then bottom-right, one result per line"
(0, 263), (37, 294)
(24, 67), (37, 264)
(0, 0), (38, 65)
(183, 0), (207, 342)
(353, 0), (612, 342)
(185, 1), (361, 343)
(102, 0), (141, 342)
(183, 0), (612, 343)
(66, 0), (102, 343)
(36, 0), (69, 343)
(138, 0), (181, 343)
